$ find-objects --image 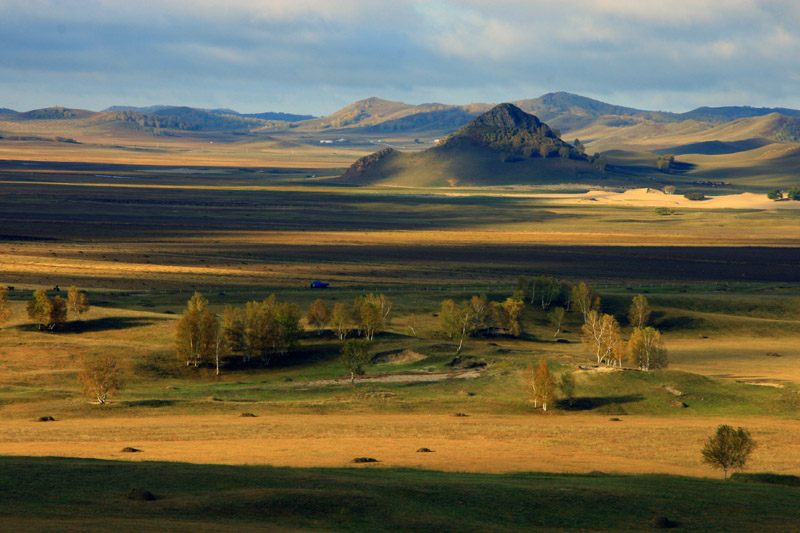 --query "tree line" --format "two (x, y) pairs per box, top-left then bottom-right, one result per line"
(174, 292), (394, 376)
